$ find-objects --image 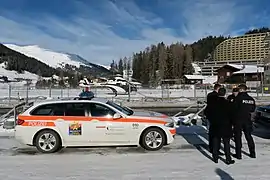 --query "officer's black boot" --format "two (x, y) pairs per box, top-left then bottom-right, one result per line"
(212, 155), (218, 163)
(232, 153), (242, 160)
(225, 159), (235, 165)
(250, 152), (256, 158)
